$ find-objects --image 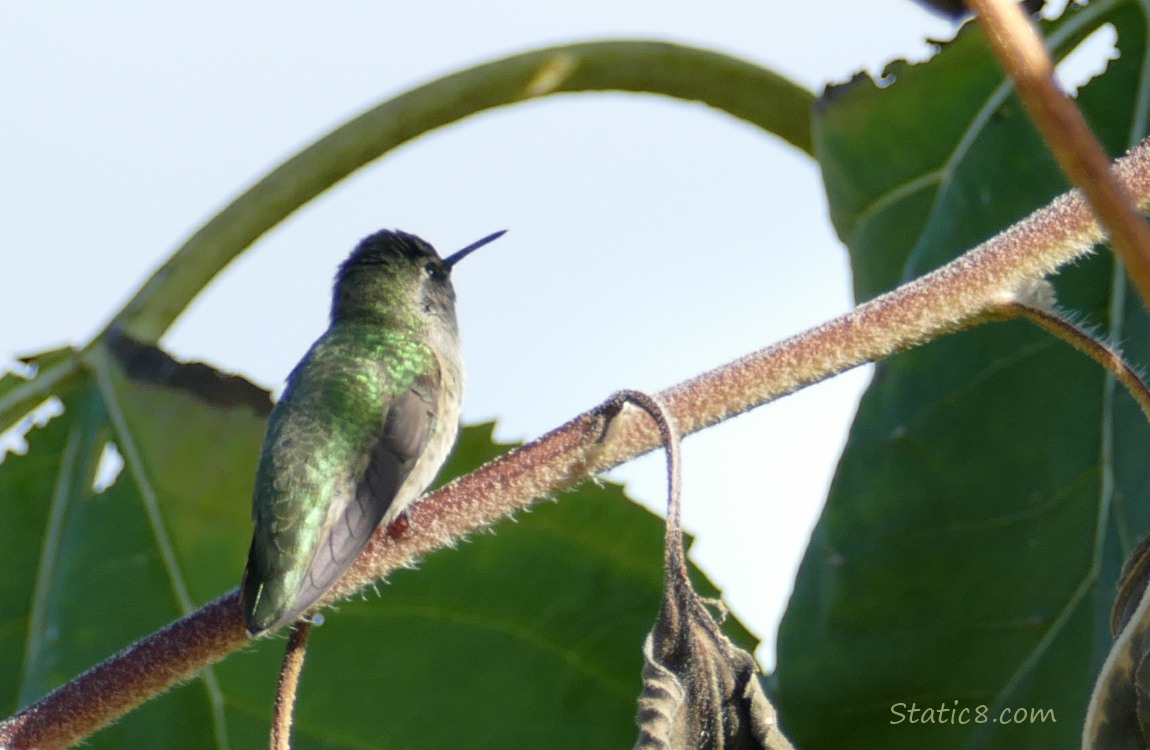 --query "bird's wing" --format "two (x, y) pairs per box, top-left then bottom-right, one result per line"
(295, 373), (439, 607)
(243, 366), (440, 634)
